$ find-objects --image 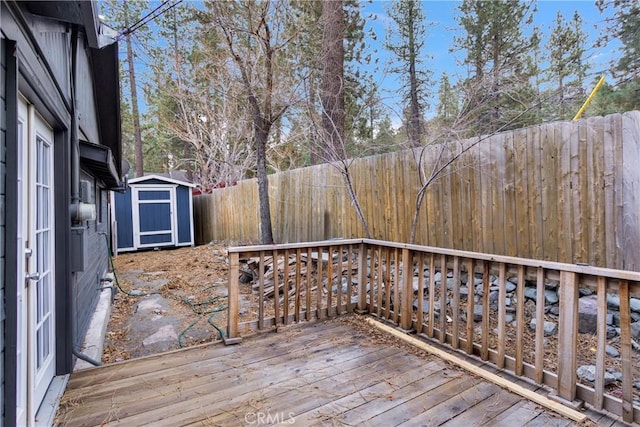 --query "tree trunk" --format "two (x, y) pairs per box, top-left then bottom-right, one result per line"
(408, 4), (422, 148)
(124, 1), (144, 177)
(255, 119), (274, 244)
(320, 0), (345, 161)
